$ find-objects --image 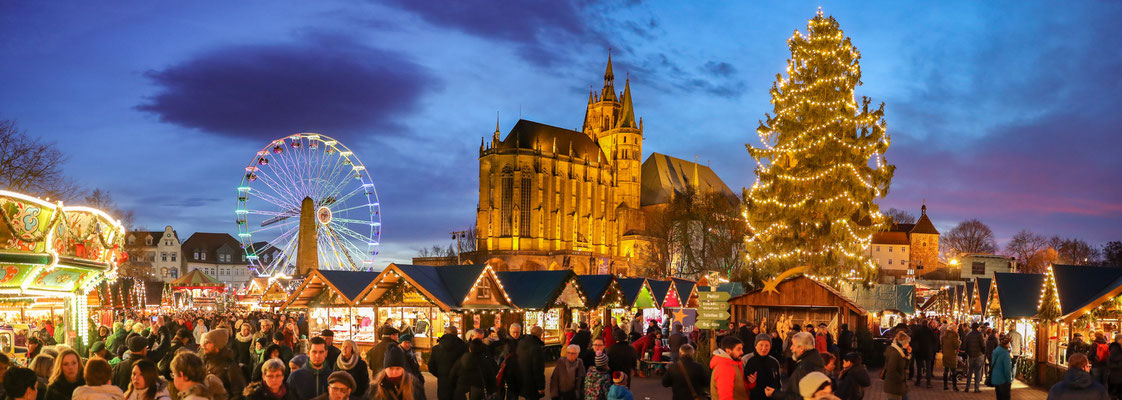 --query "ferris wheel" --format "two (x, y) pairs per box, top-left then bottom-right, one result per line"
(236, 133), (381, 276)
